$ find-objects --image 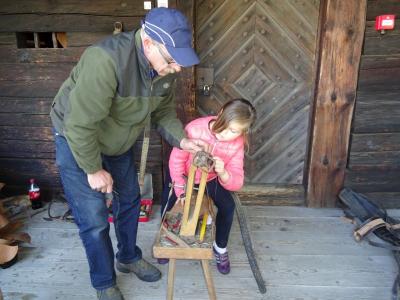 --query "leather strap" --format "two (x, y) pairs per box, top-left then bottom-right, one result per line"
(139, 118), (151, 187)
